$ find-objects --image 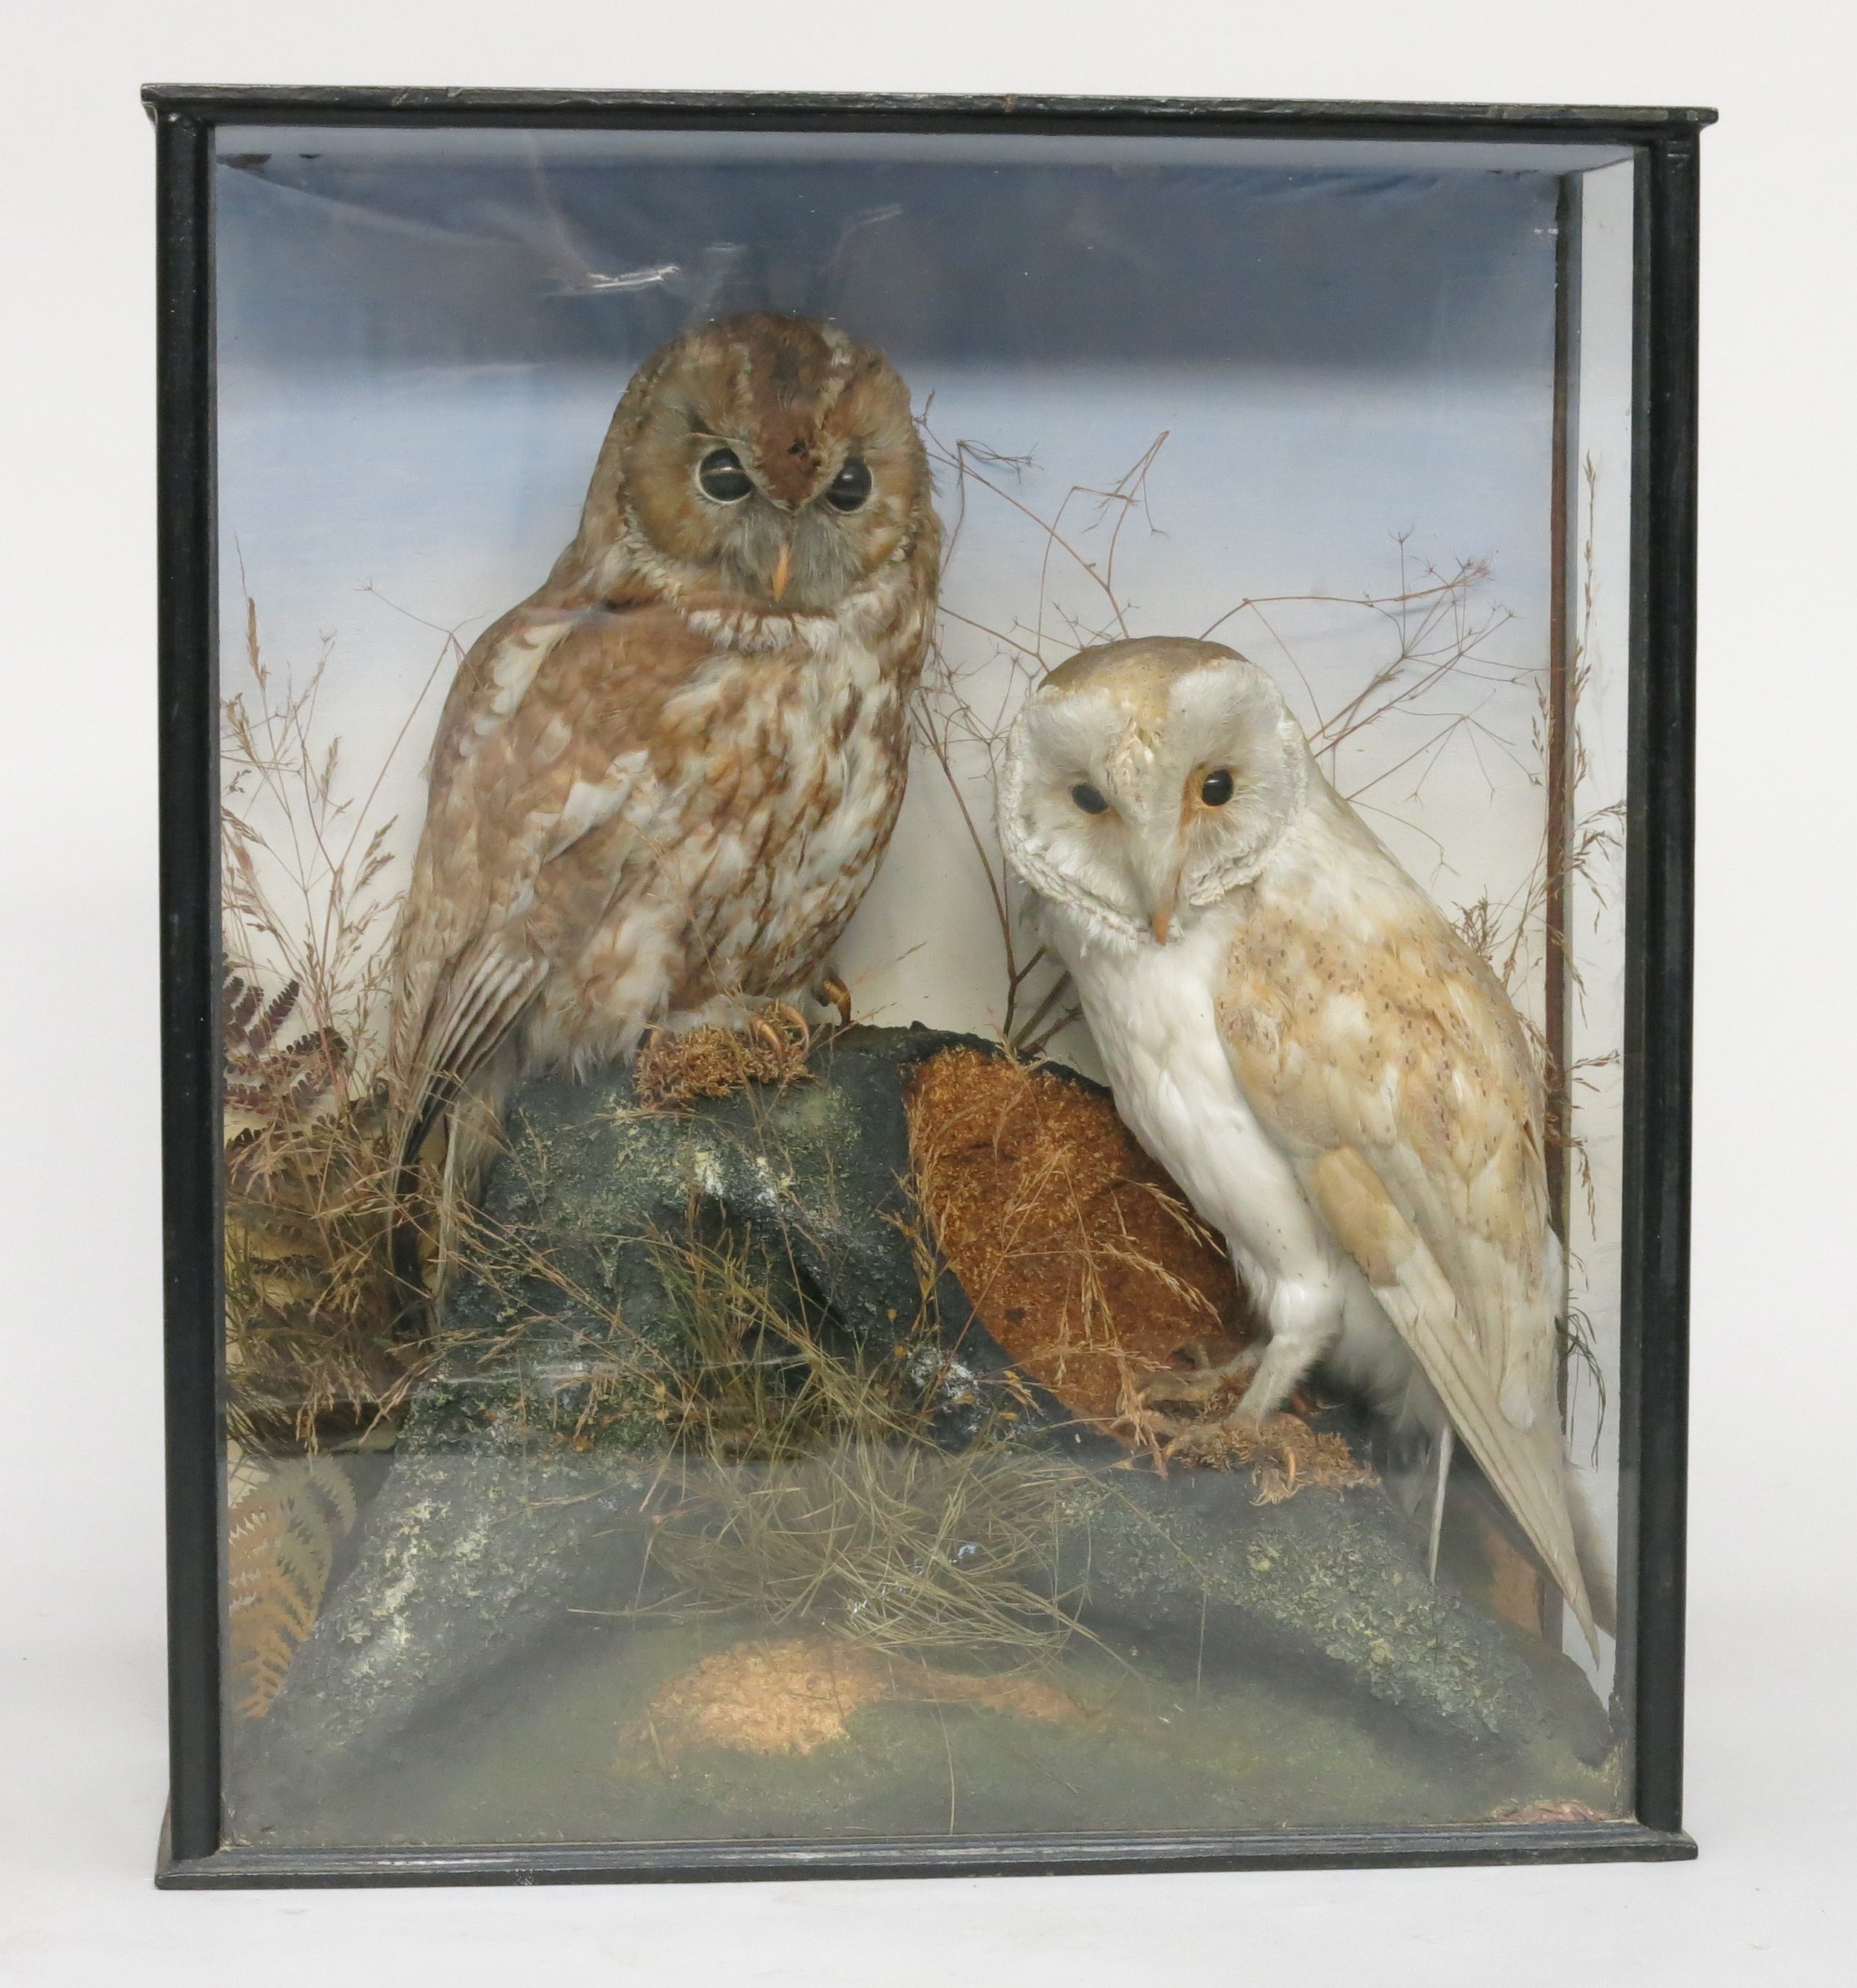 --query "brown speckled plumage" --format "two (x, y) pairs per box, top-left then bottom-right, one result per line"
(389, 314), (940, 1175)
